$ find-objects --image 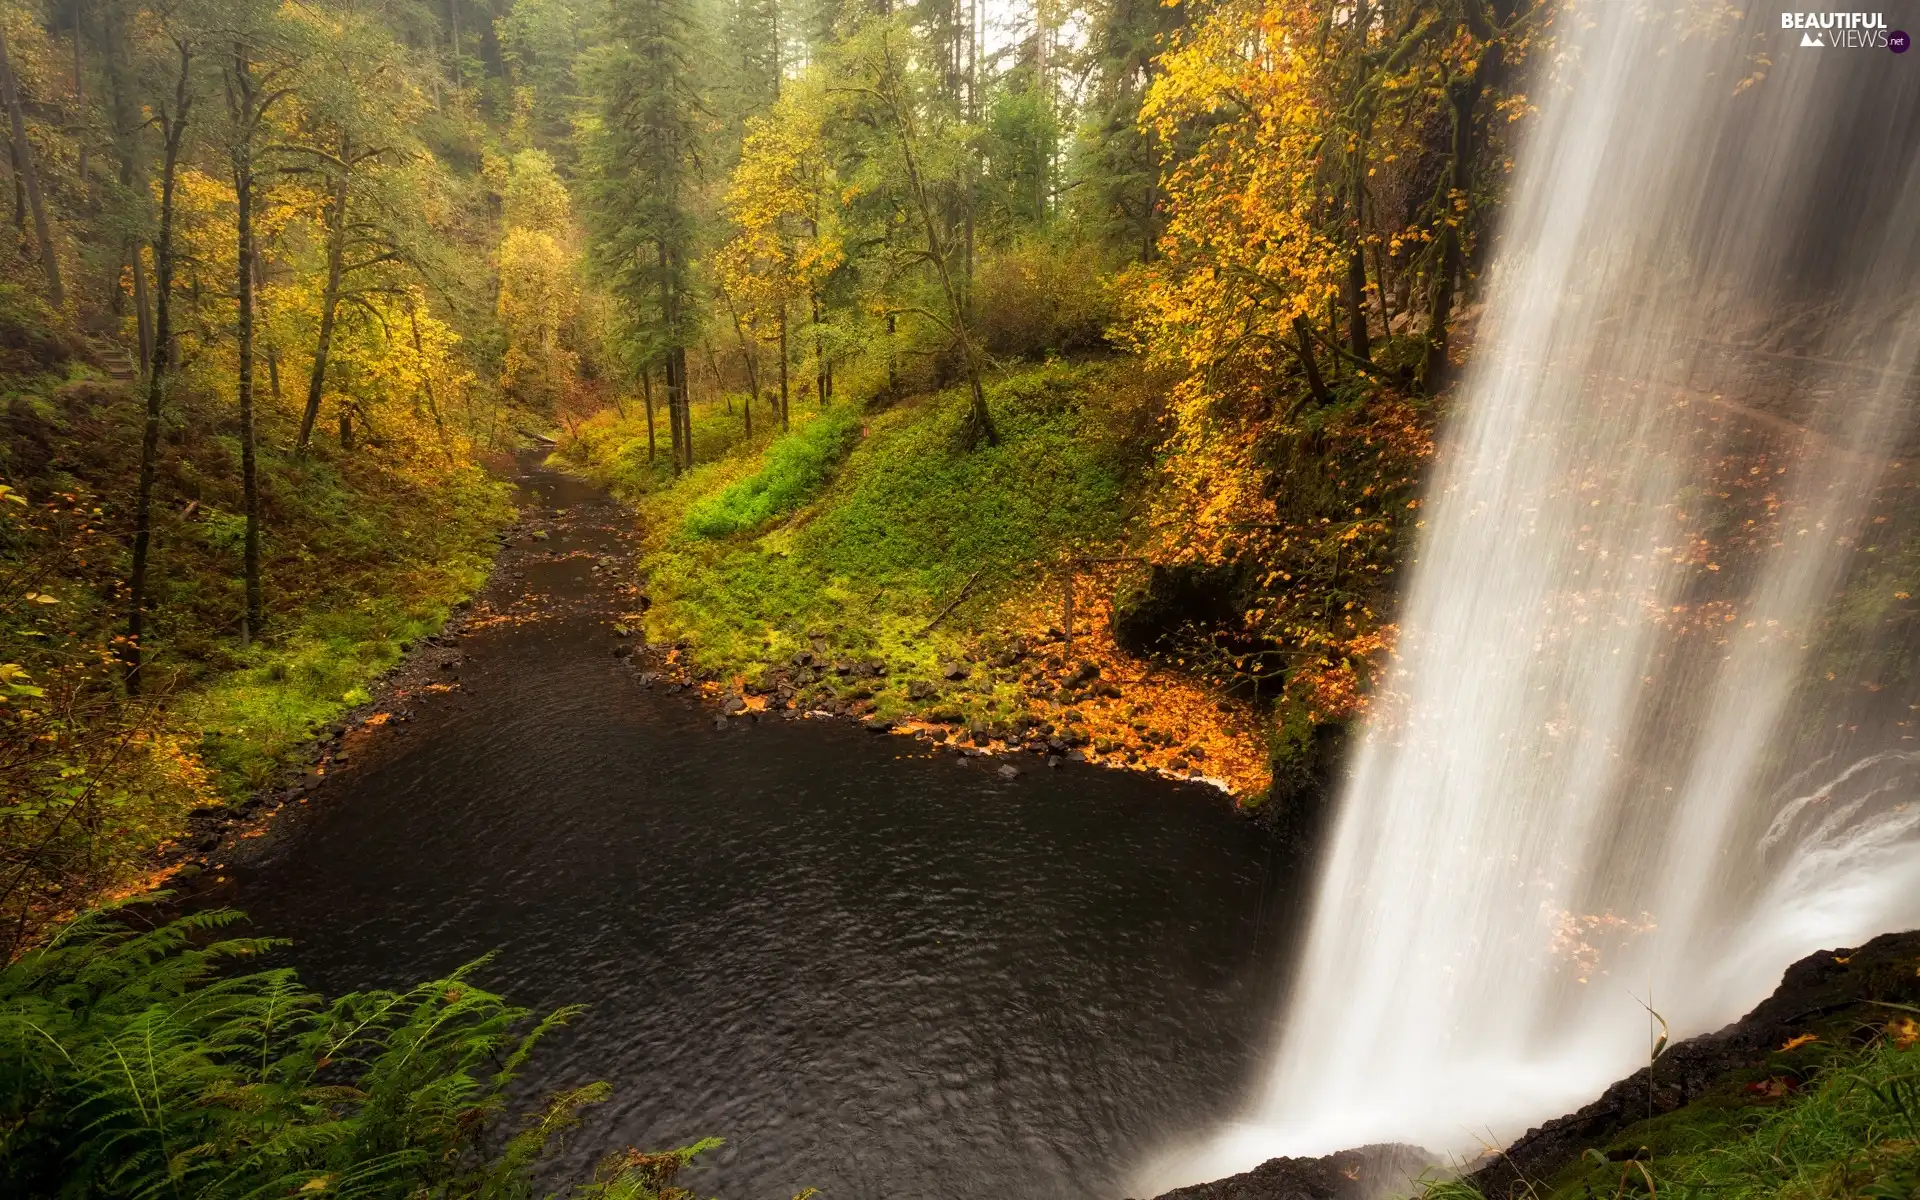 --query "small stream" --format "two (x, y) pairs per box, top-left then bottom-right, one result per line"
(208, 452), (1298, 1200)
